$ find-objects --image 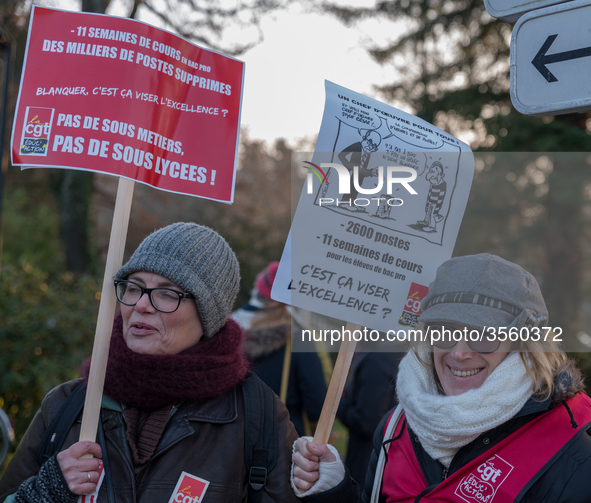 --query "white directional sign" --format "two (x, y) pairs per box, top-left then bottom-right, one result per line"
(484, 0), (569, 22)
(511, 0), (591, 116)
